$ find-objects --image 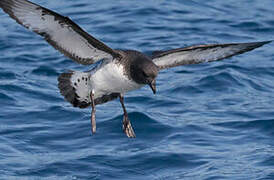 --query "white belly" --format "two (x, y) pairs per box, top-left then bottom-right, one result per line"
(90, 61), (143, 99)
